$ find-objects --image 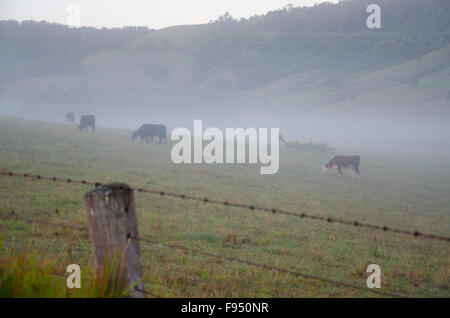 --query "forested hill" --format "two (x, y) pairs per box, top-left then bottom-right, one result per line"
(218, 0), (450, 34)
(1, 0), (449, 123)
